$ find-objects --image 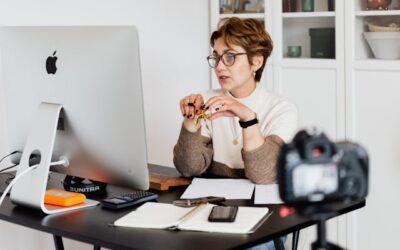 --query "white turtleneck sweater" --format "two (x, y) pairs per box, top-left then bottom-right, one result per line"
(173, 84), (298, 184)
